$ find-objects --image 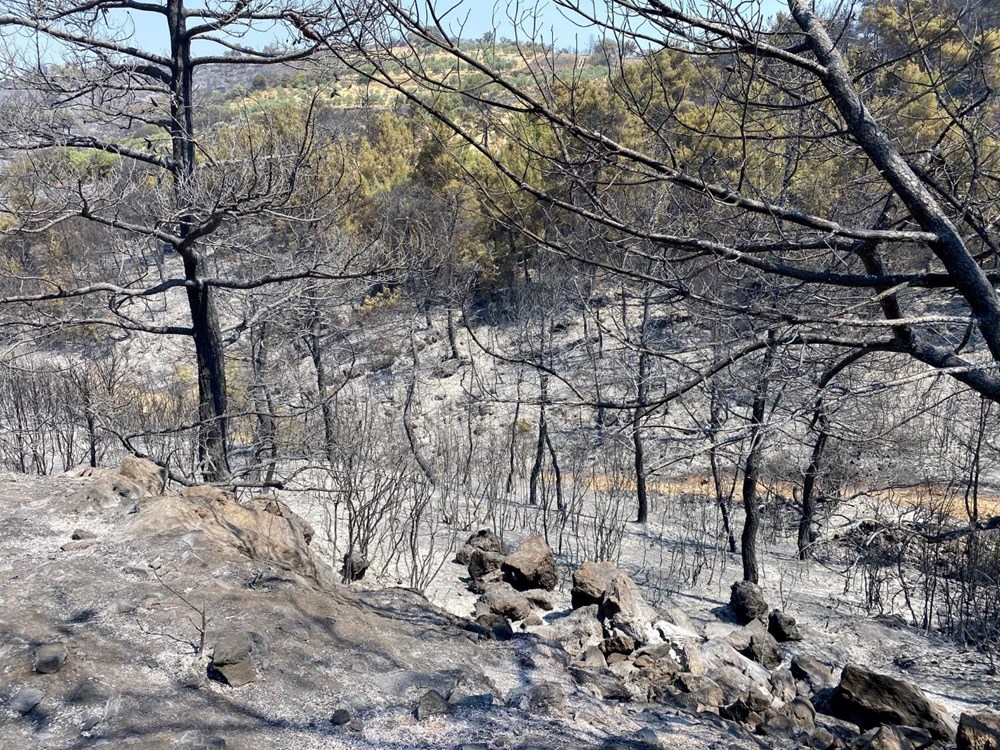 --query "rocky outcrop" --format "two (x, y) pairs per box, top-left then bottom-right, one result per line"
(124, 488), (319, 578)
(502, 535), (558, 591)
(830, 664), (956, 741)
